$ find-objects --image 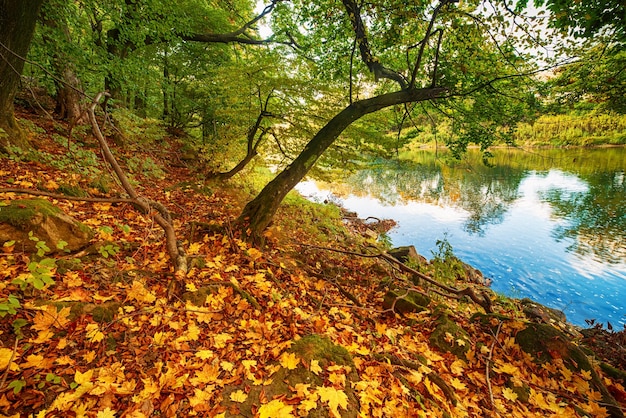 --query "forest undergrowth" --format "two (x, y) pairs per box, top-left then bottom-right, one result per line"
(1, 108), (625, 417)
